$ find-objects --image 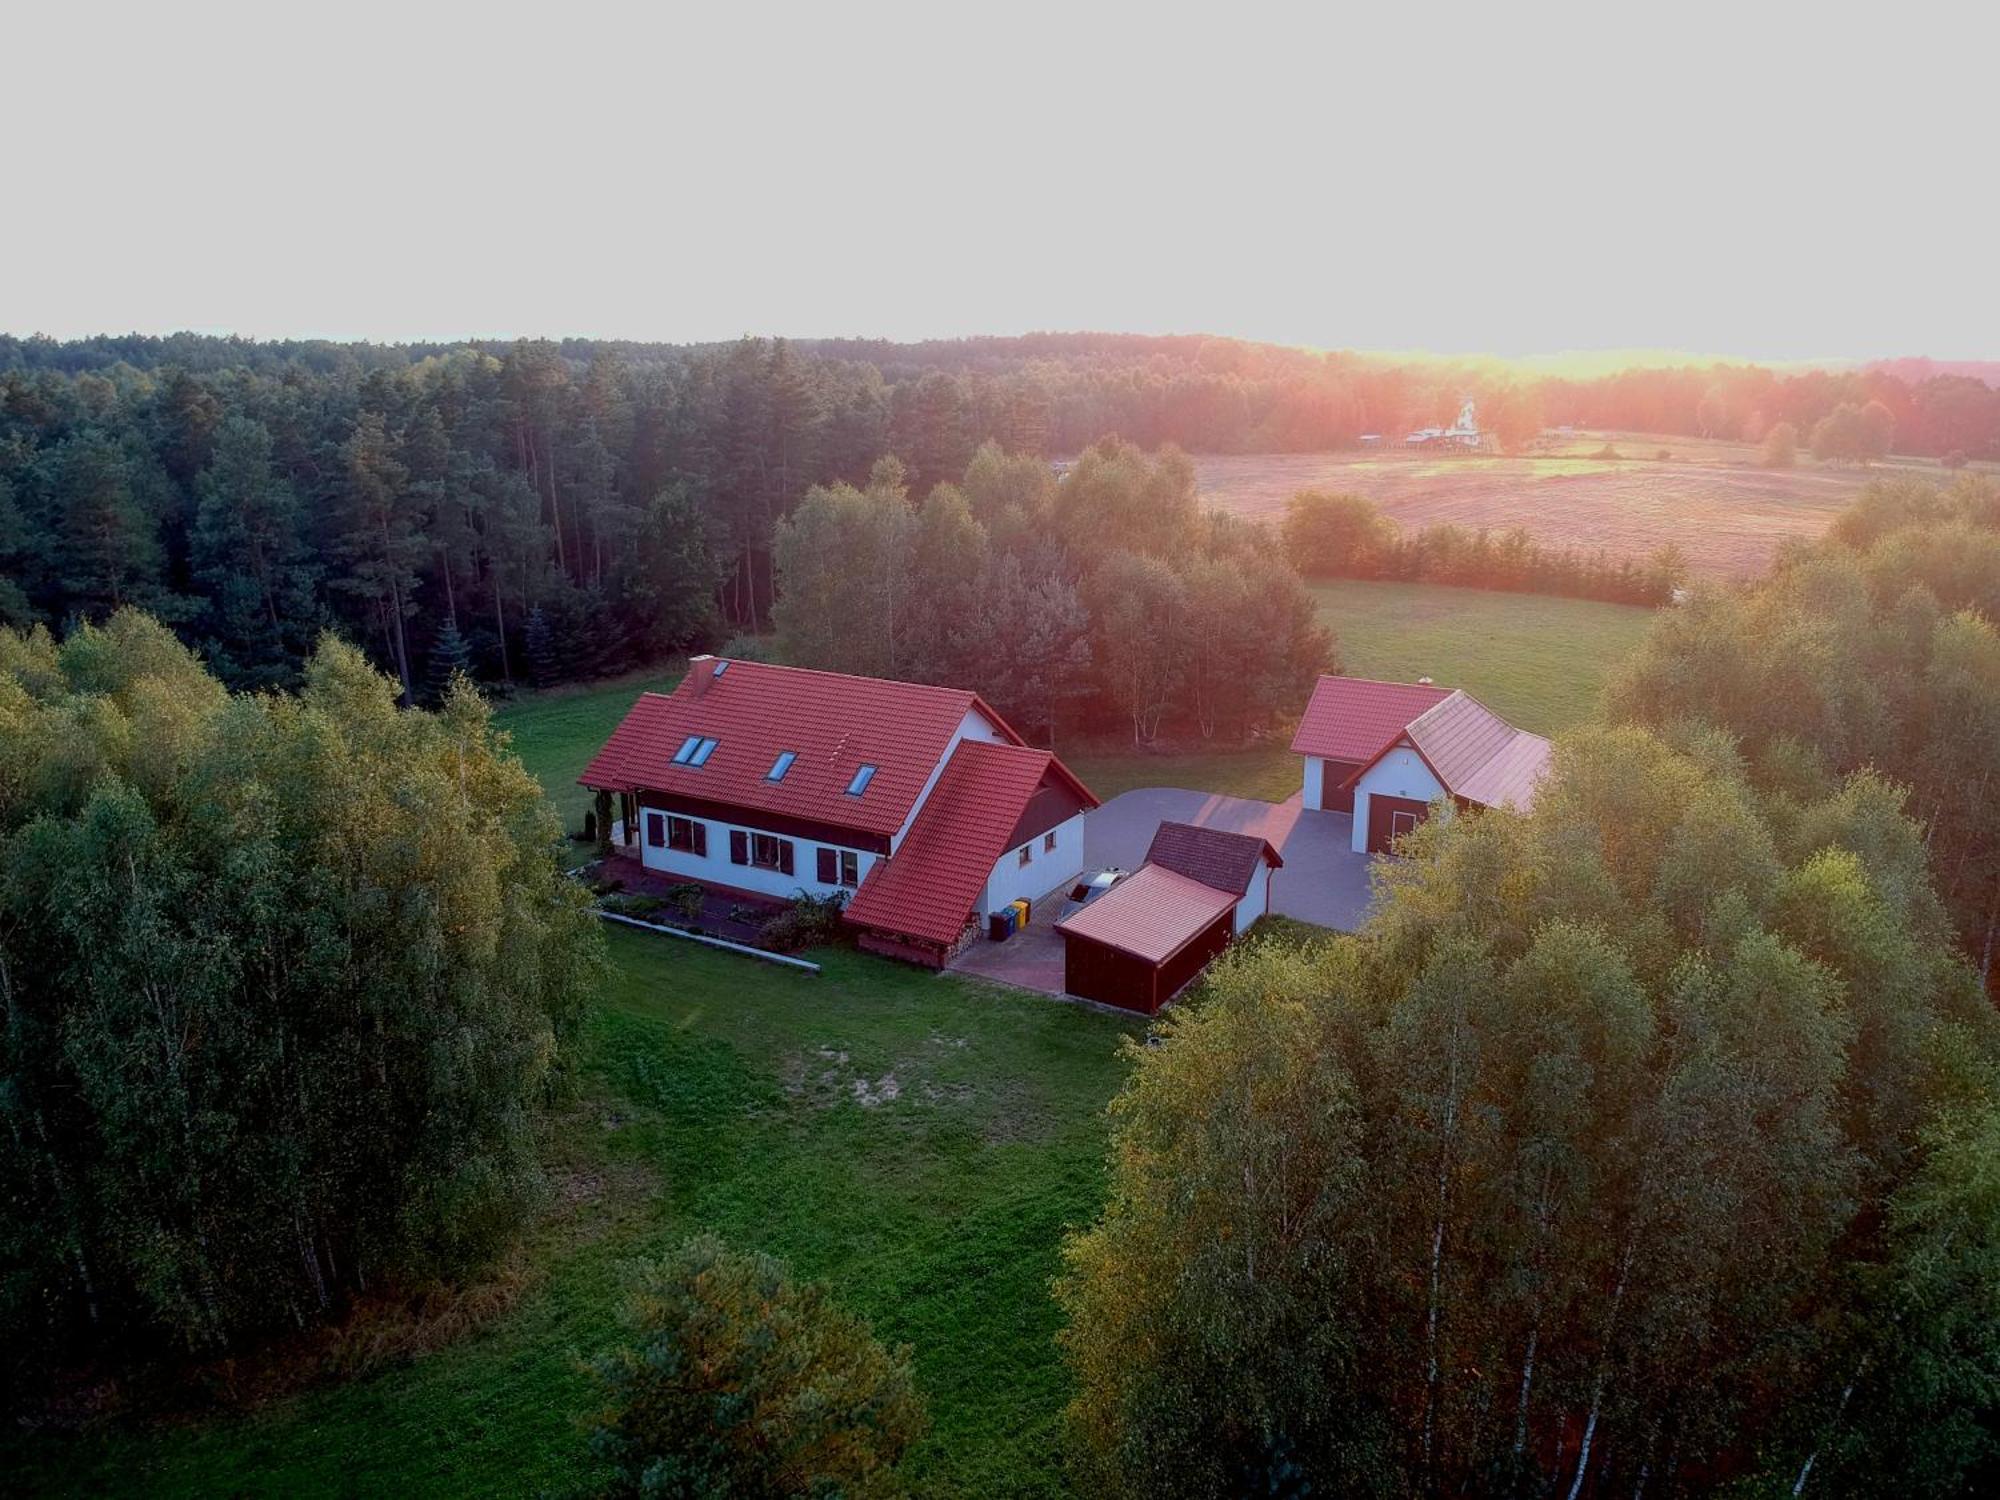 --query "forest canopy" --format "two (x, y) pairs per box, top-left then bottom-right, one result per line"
(1610, 475), (2000, 986)
(2, 332), (1991, 726)
(1060, 724), (2000, 1497)
(0, 613), (602, 1390)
